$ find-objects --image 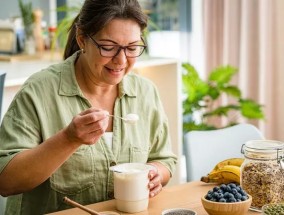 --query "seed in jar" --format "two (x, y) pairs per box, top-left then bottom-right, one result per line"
(241, 161), (284, 209)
